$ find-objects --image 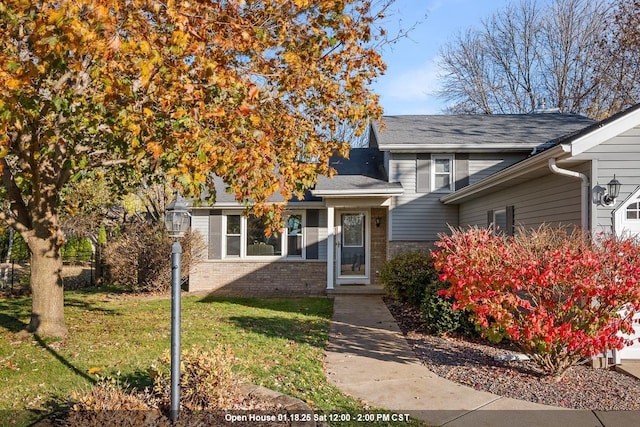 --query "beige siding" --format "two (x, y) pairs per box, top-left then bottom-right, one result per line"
(459, 162), (590, 230)
(581, 125), (640, 234)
